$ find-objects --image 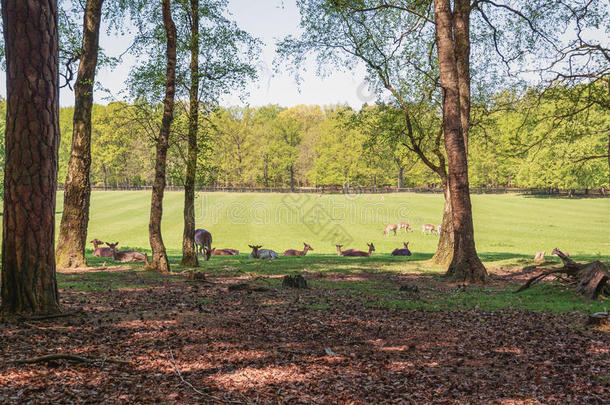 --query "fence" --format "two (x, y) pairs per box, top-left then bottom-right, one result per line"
(64, 185), (608, 196)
